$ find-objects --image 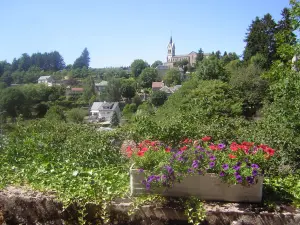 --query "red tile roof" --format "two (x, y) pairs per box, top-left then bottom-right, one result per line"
(71, 87), (84, 92)
(152, 82), (164, 88)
